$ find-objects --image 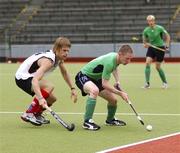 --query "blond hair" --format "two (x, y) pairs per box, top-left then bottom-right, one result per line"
(53, 37), (71, 53)
(146, 15), (155, 21)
